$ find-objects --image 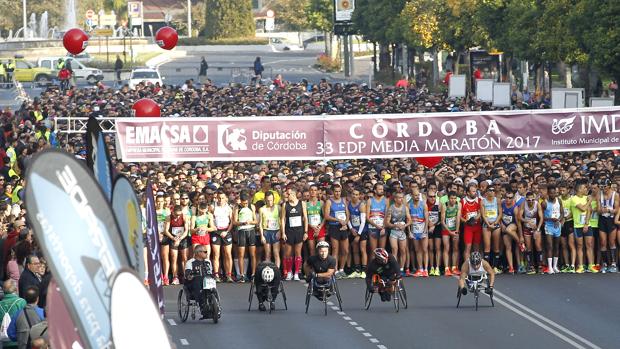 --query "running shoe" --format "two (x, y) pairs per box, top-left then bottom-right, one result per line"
(172, 277), (180, 285)
(588, 264), (599, 273)
(568, 265), (576, 273)
(405, 269), (413, 277)
(413, 270), (424, 277)
(258, 302), (266, 312)
(144, 279), (150, 286)
(286, 272), (293, 281)
(601, 265), (608, 274)
(422, 270), (429, 277)
(349, 271), (359, 278)
(162, 276), (170, 286)
(293, 274), (301, 281)
(451, 266), (461, 276)
(518, 265), (526, 274)
(401, 270), (407, 278)
(527, 266), (536, 275)
(594, 264), (601, 272)
(214, 274), (222, 283)
(508, 267), (515, 274)
(493, 267), (503, 274)
(226, 275), (234, 283)
(539, 266), (546, 275)
(575, 265), (585, 274)
(270, 302), (276, 311)
(553, 266), (560, 274)
(547, 267), (555, 275)
(608, 264), (617, 273)
(560, 265), (569, 273)
(360, 271), (366, 278)
(238, 277), (246, 283)
(444, 267), (453, 276)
